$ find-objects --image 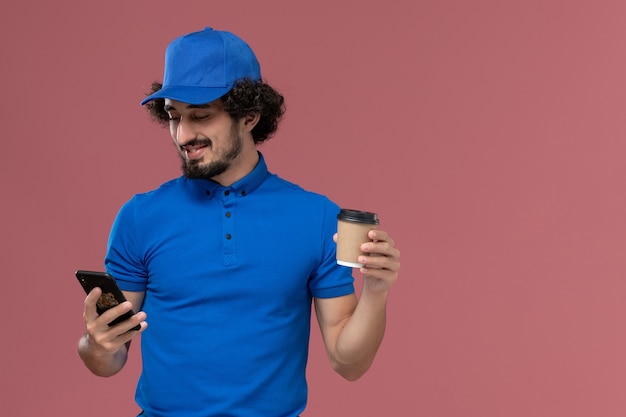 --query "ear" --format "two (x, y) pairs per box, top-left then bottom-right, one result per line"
(242, 112), (260, 132)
